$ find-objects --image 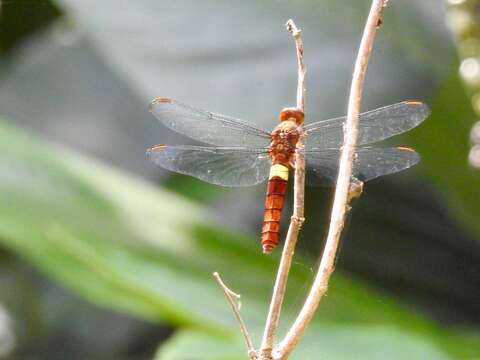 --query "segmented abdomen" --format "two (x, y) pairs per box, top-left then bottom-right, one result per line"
(261, 165), (289, 253)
